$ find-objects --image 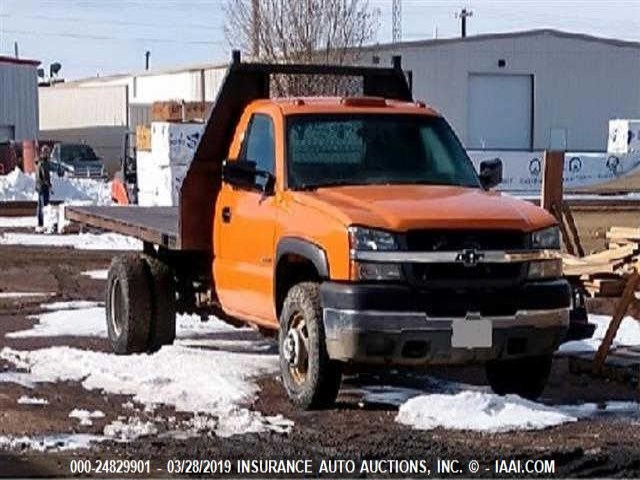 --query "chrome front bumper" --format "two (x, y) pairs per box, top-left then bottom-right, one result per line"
(323, 307), (570, 366)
